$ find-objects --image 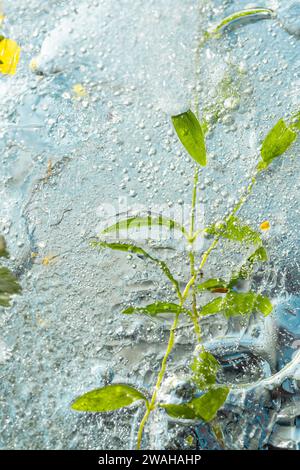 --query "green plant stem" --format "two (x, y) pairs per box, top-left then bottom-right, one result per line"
(189, 167), (201, 343)
(136, 236), (204, 449)
(136, 311), (180, 449)
(190, 168), (199, 237)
